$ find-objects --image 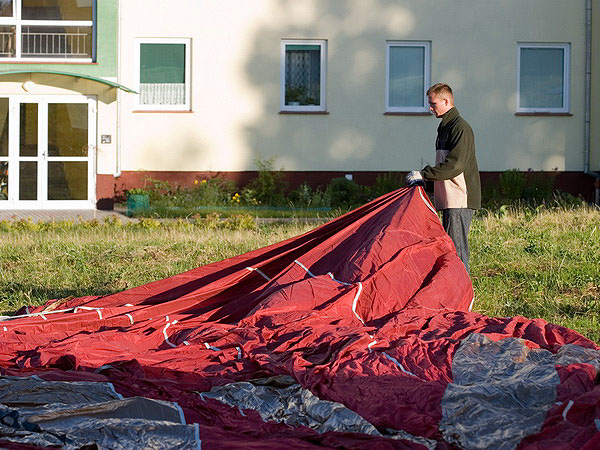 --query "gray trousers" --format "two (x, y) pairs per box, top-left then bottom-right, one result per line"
(442, 208), (474, 273)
